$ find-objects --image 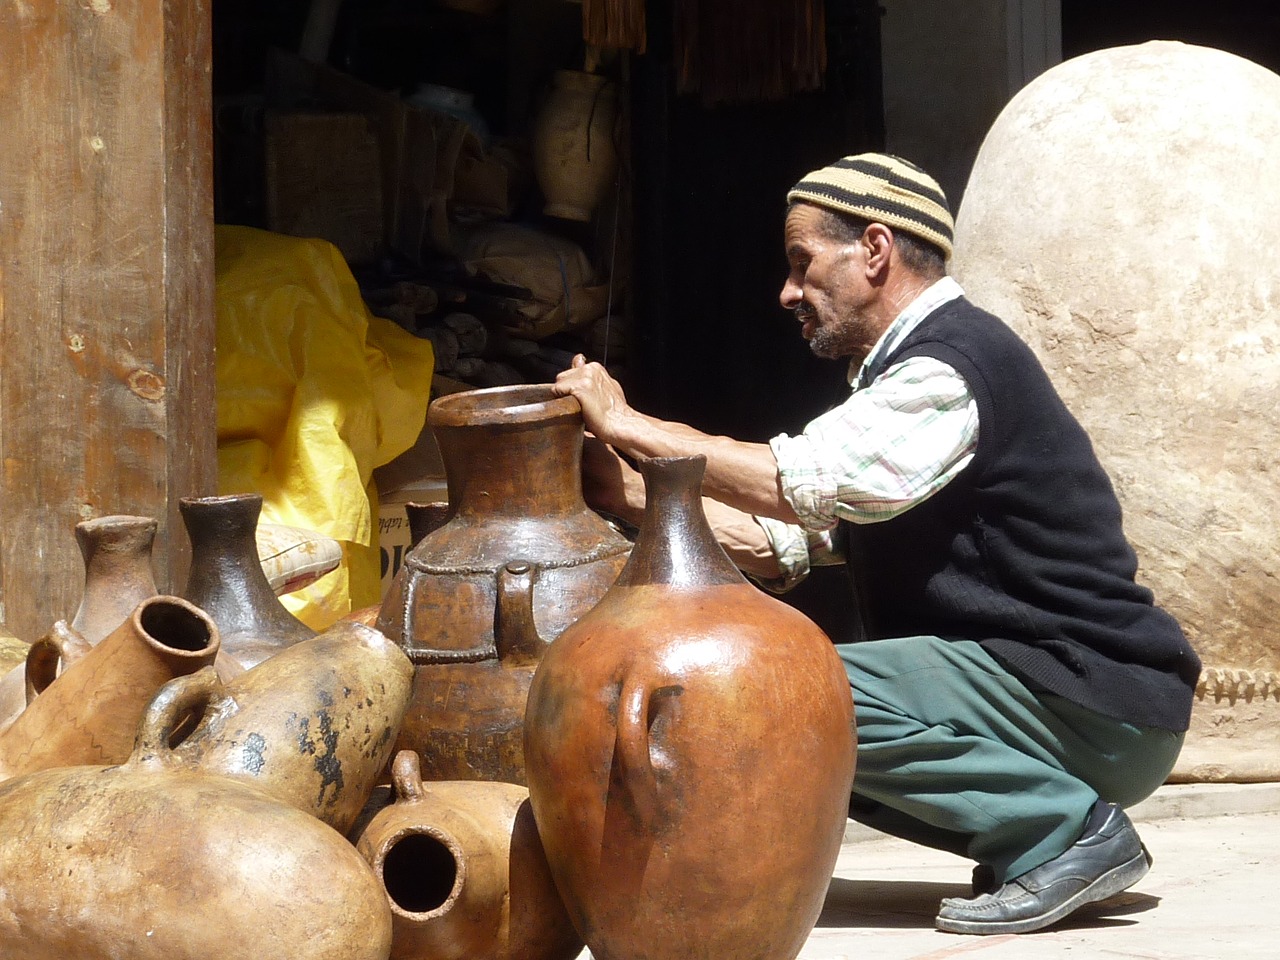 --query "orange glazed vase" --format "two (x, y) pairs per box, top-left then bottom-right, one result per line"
(353, 750), (582, 960)
(523, 456), (857, 960)
(377, 384), (631, 785)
